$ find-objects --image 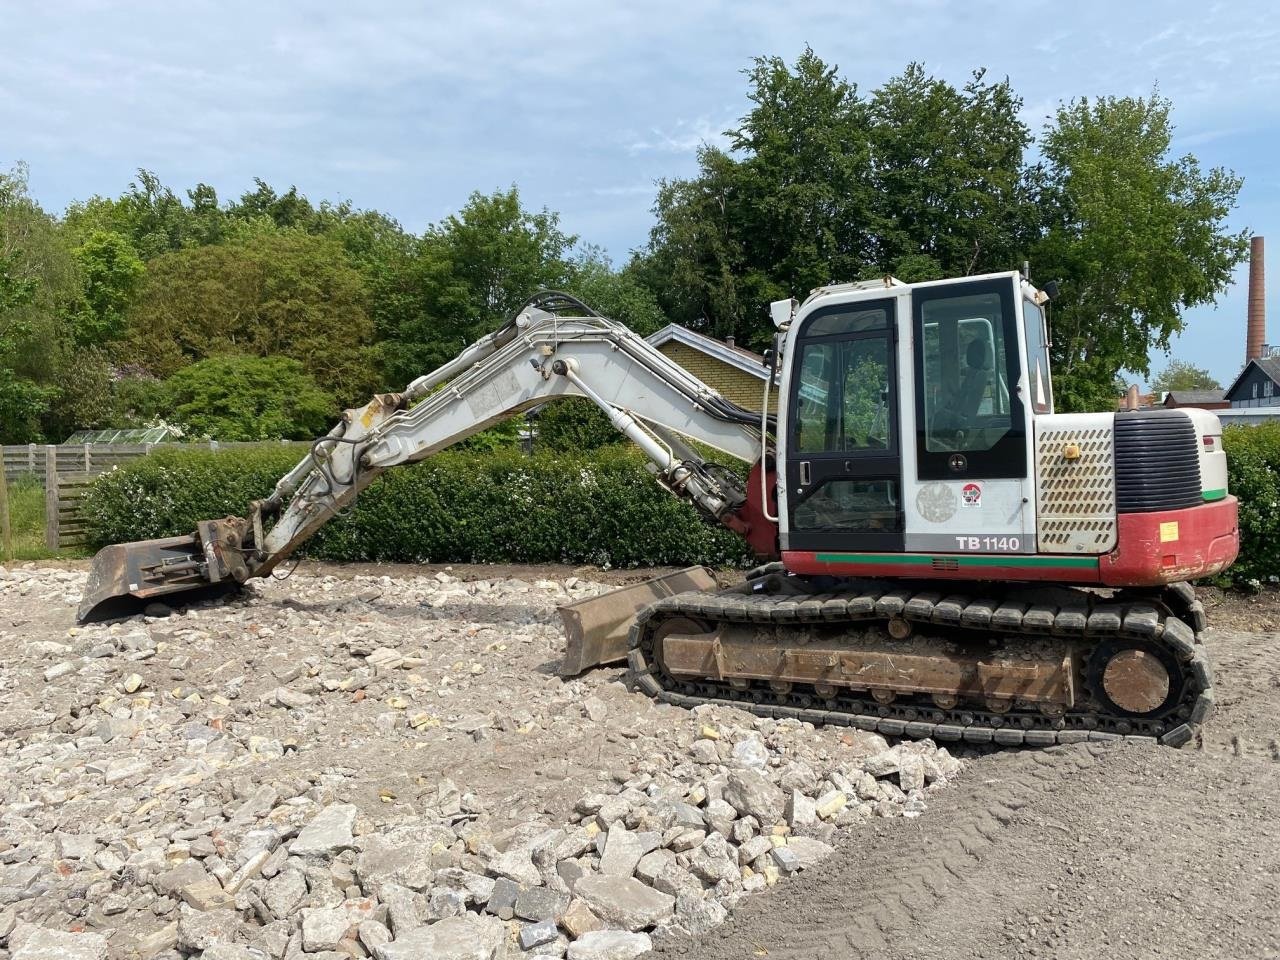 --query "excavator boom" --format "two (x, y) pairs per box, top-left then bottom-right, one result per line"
(78, 293), (777, 641)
